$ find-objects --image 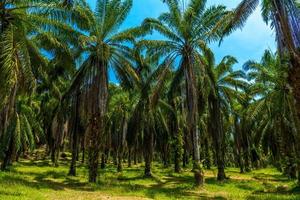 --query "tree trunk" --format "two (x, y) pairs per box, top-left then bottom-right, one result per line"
(144, 125), (153, 177)
(174, 150), (181, 173)
(184, 54), (204, 186)
(1, 84), (18, 170)
(81, 136), (85, 164)
(117, 115), (127, 172)
(117, 151), (122, 172)
(182, 148), (188, 168)
(174, 129), (183, 173)
(233, 115), (244, 173)
(69, 137), (78, 176)
(128, 148), (132, 167)
(1, 136), (14, 171)
(87, 60), (108, 183)
(208, 94), (226, 181)
(69, 92), (80, 176)
(204, 137), (211, 170)
(134, 147), (137, 165)
(100, 153), (106, 169)
(244, 149), (251, 172)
